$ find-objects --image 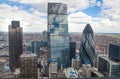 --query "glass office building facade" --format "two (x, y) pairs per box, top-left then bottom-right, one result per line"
(48, 3), (70, 67)
(79, 24), (96, 67)
(109, 44), (120, 61)
(70, 42), (76, 66)
(31, 41), (47, 58)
